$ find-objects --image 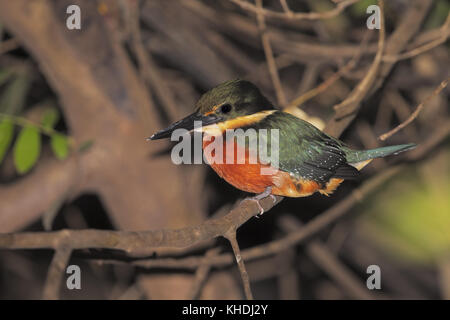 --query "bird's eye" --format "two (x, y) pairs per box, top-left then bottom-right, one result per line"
(220, 104), (232, 114)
